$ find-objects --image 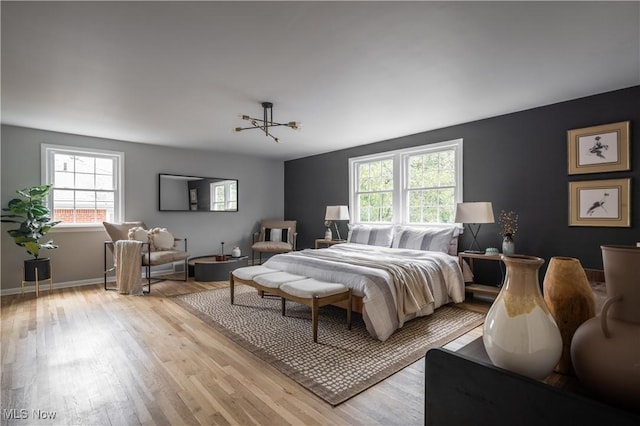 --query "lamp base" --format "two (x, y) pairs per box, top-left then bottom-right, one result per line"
(464, 250), (485, 254)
